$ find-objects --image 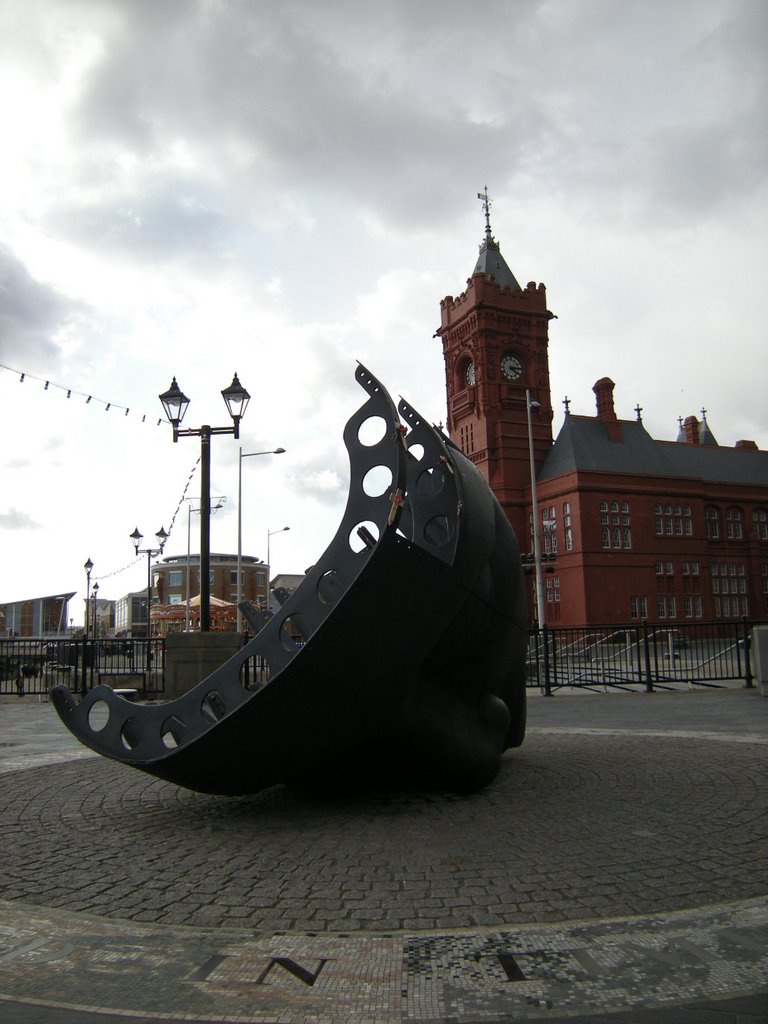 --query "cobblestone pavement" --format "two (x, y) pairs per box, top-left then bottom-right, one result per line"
(0, 688), (766, 1022)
